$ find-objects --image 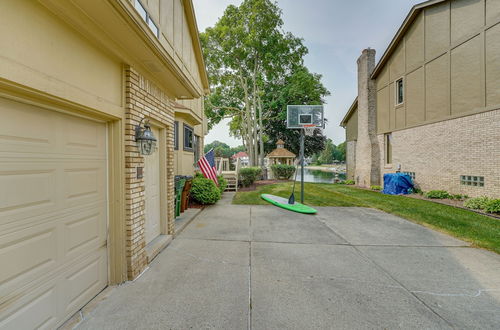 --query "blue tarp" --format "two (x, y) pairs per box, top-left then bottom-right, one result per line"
(382, 173), (413, 195)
